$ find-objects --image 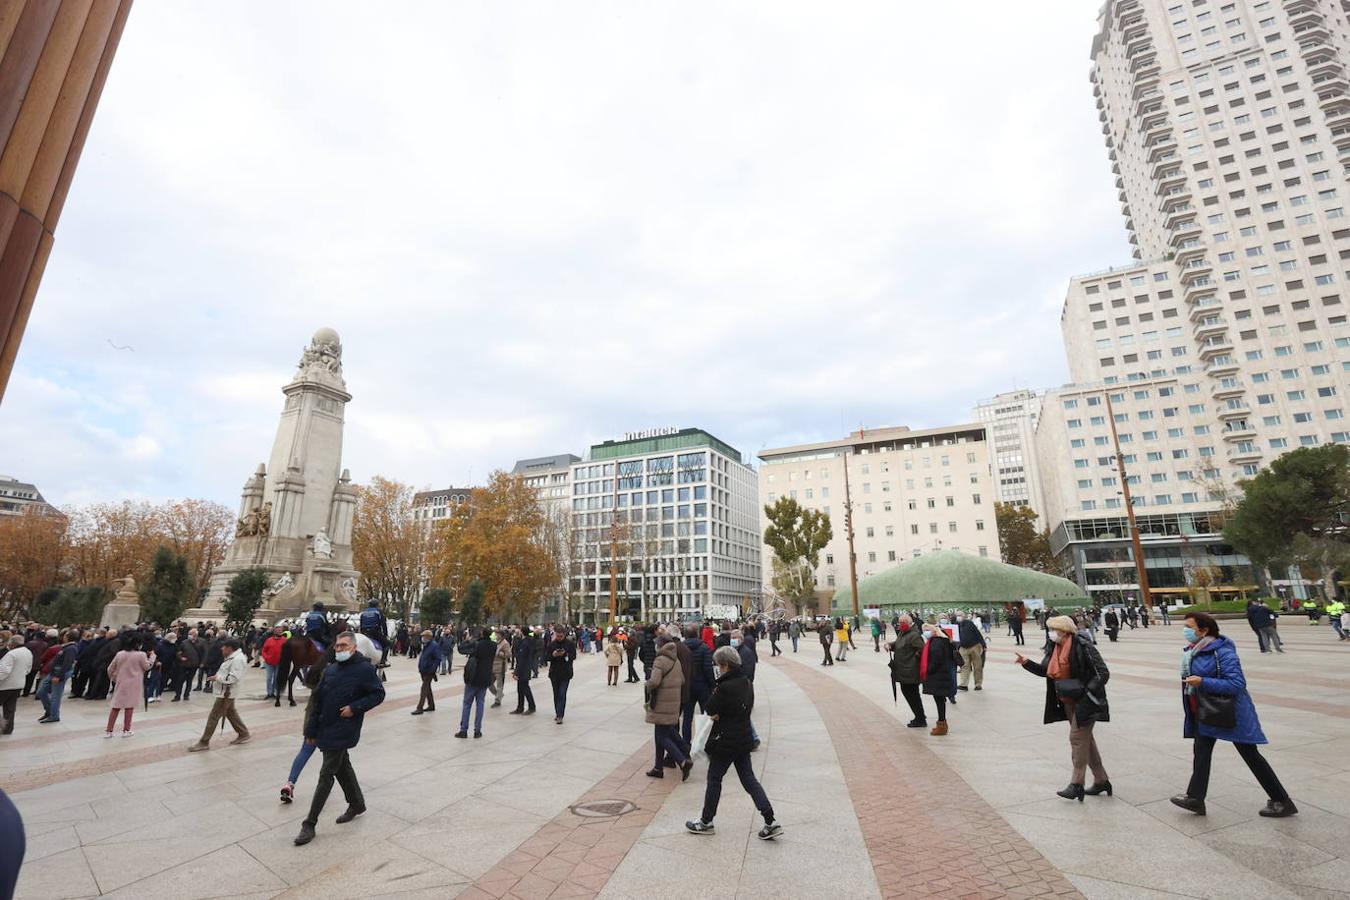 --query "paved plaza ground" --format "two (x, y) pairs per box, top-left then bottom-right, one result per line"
(5, 619), (1350, 899)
